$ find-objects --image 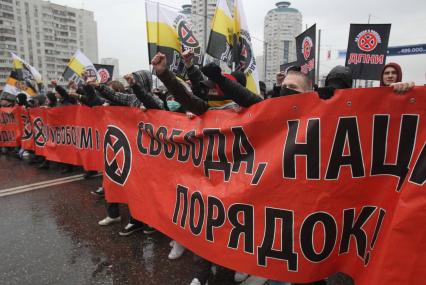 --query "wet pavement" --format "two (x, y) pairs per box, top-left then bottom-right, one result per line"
(0, 153), (353, 285)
